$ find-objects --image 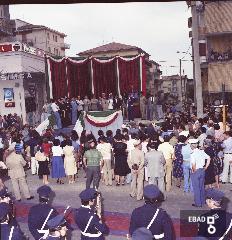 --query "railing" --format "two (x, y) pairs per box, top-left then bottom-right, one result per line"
(60, 43), (70, 49)
(208, 50), (232, 63)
